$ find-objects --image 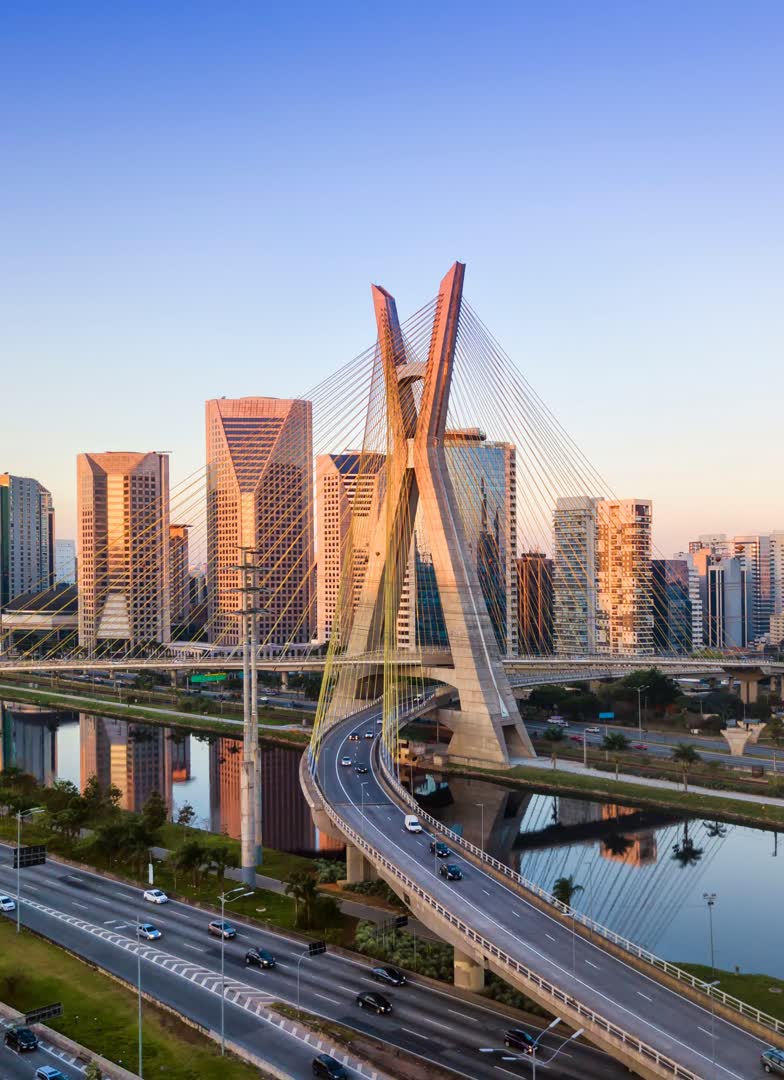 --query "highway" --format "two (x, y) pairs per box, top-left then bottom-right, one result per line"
(0, 849), (625, 1080)
(524, 717), (782, 772)
(0, 1013), (83, 1080)
(316, 712), (776, 1079)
